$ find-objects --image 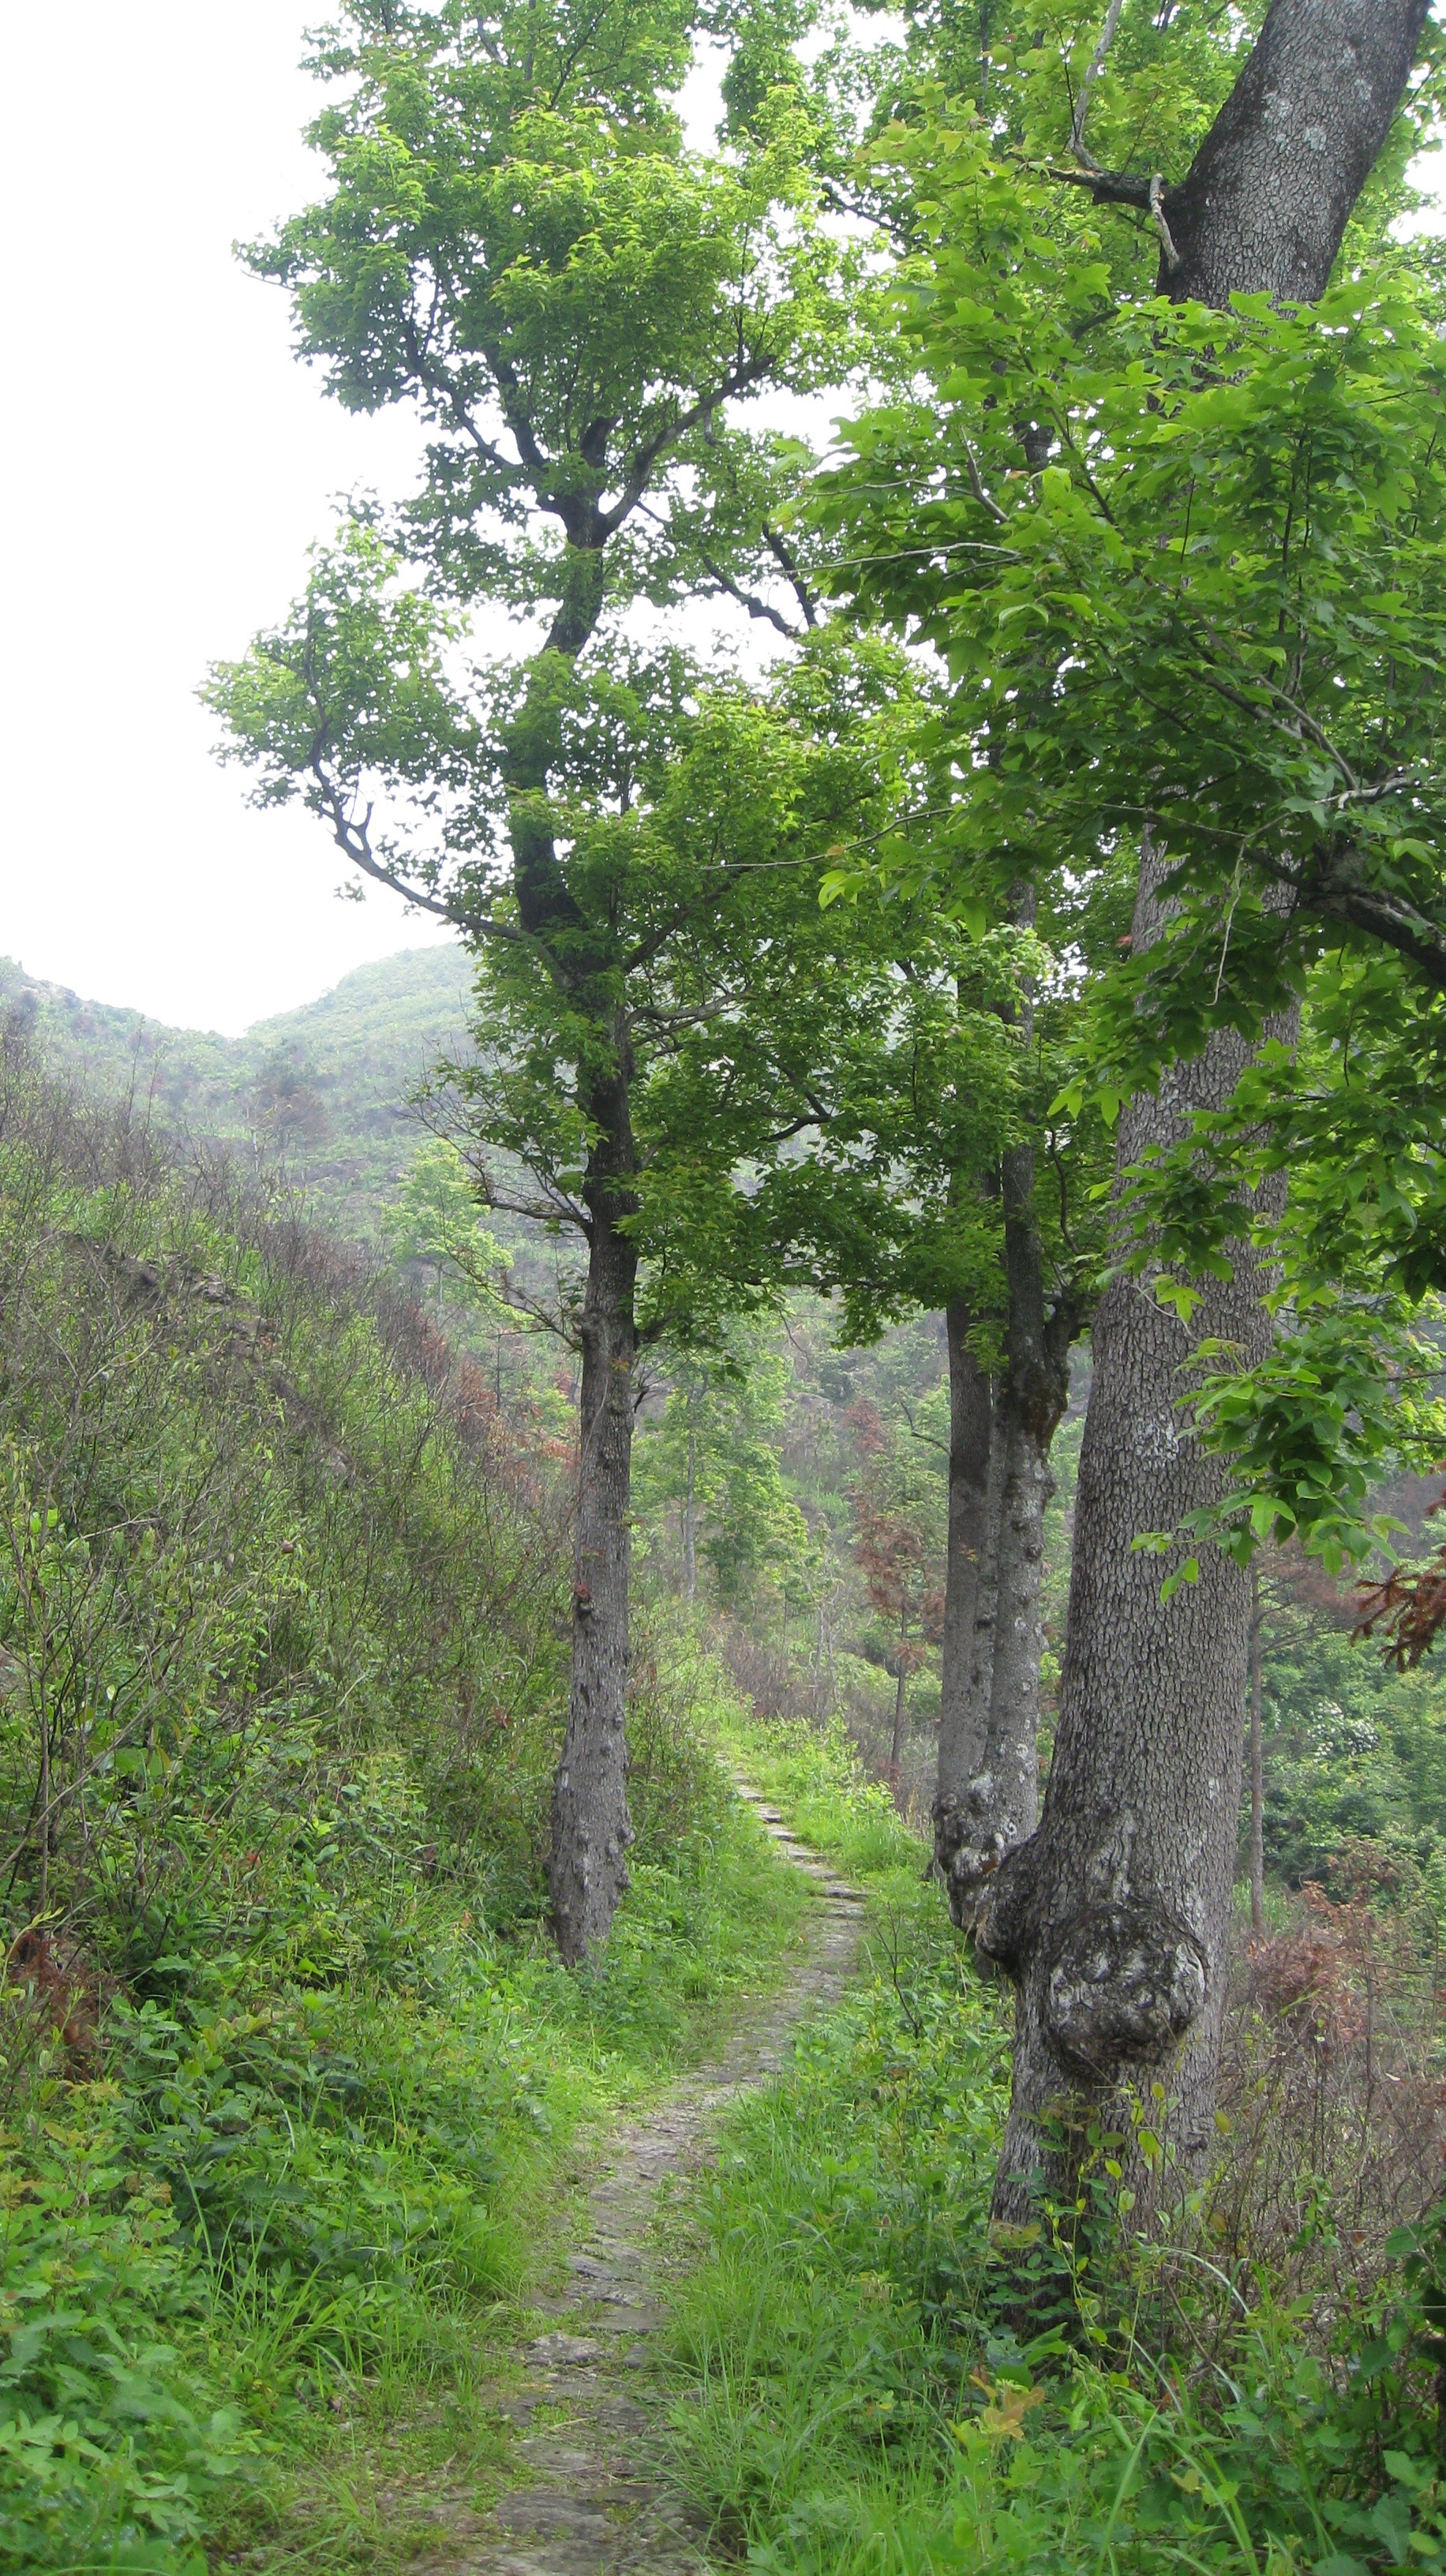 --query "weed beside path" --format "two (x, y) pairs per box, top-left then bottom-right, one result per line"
(657, 1720), (1446, 2576)
(213, 1788), (863, 2573)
